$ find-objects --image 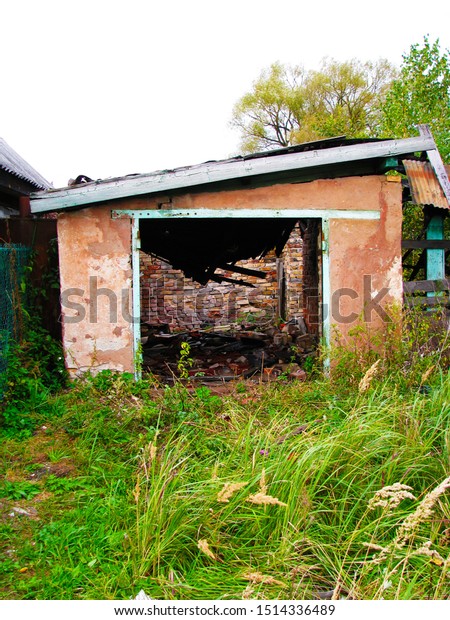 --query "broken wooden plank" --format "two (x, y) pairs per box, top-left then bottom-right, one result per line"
(402, 240), (450, 250)
(217, 263), (267, 279)
(404, 296), (449, 307)
(209, 274), (256, 288)
(403, 279), (450, 294)
(419, 124), (450, 207)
